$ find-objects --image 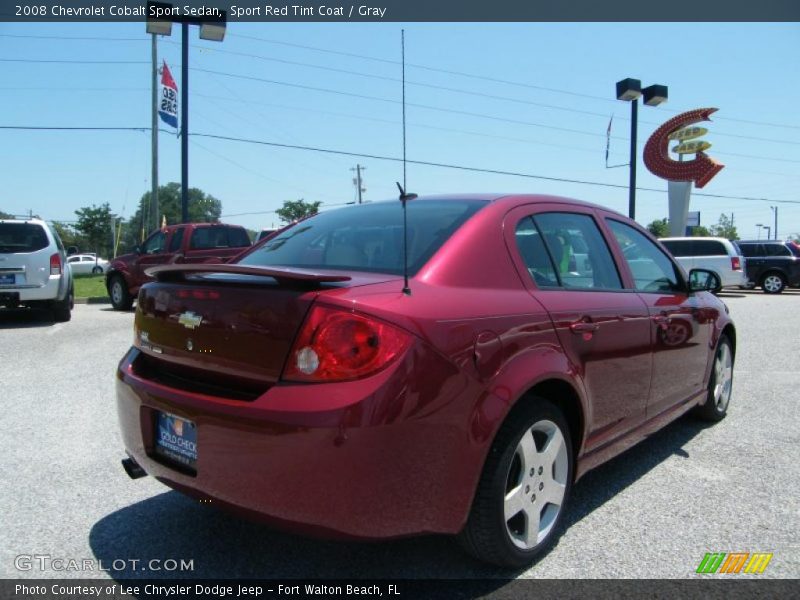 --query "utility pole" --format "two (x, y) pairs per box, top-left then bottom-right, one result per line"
(771, 206), (778, 240)
(351, 164), (366, 204)
(151, 34), (159, 234)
